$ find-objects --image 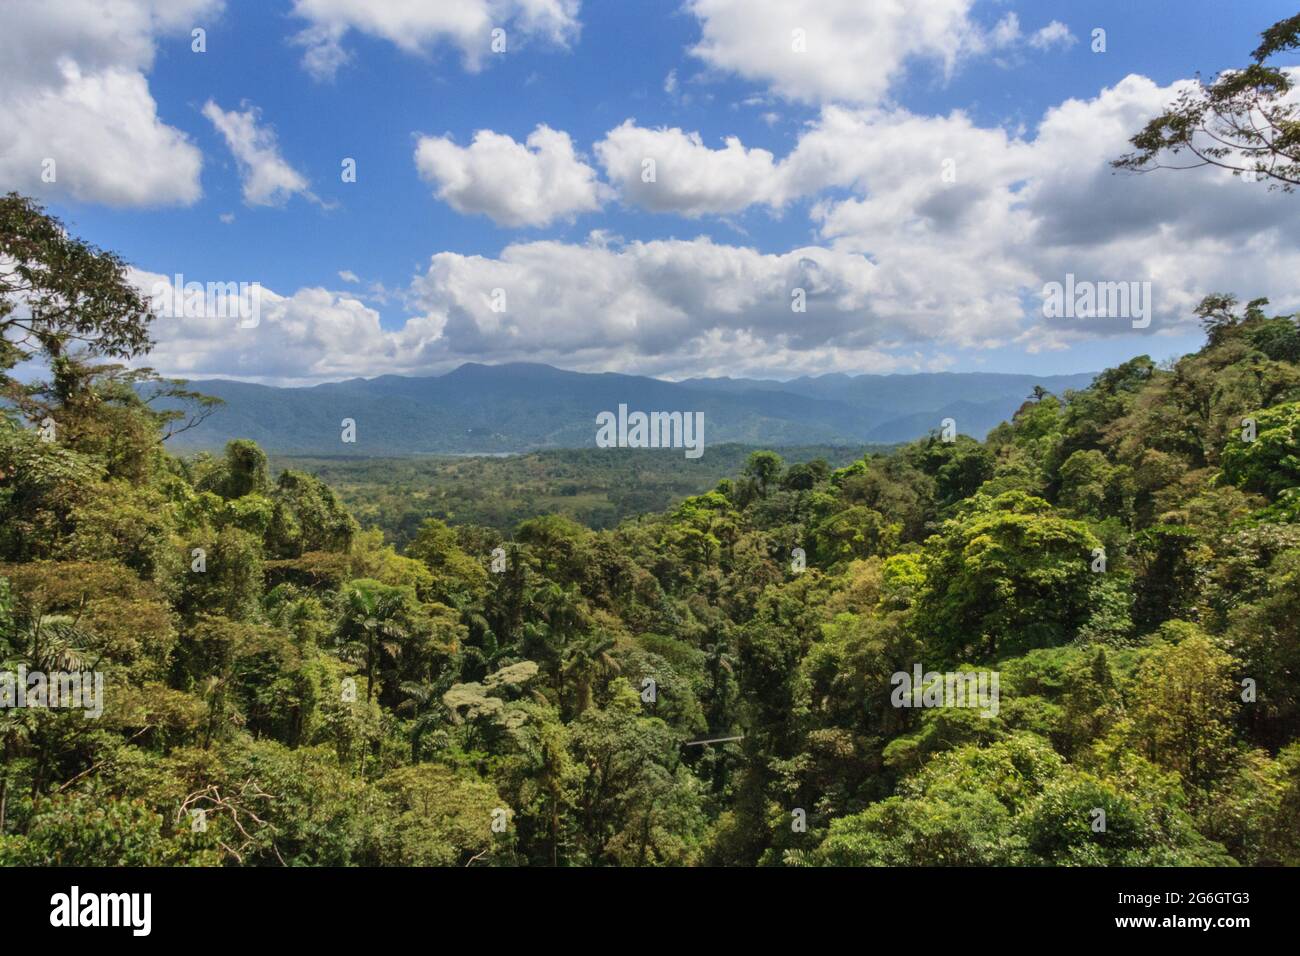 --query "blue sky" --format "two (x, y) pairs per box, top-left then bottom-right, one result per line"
(4, 0), (1299, 384)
